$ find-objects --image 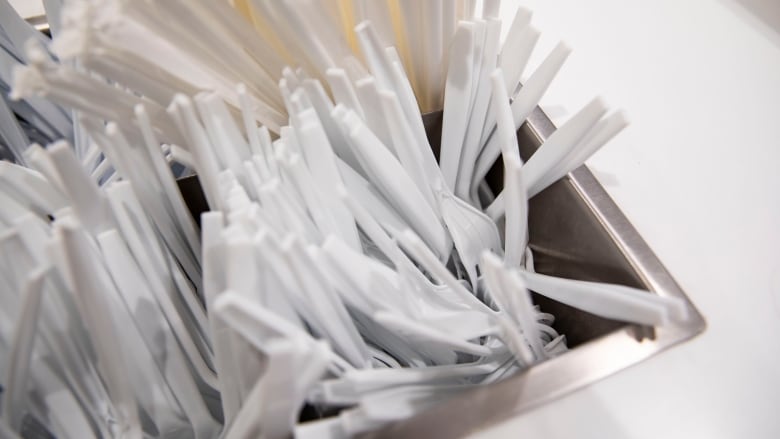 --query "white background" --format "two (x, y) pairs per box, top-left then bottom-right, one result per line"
(476, 1), (780, 437)
(10, 0), (780, 437)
